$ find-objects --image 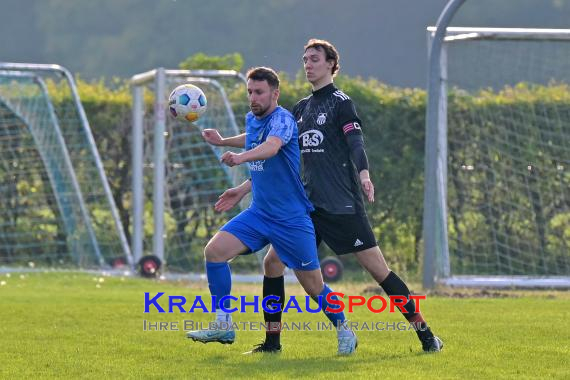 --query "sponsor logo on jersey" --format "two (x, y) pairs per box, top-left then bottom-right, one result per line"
(299, 129), (324, 148)
(316, 113), (327, 125)
(247, 142), (265, 171)
(354, 239), (363, 247)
